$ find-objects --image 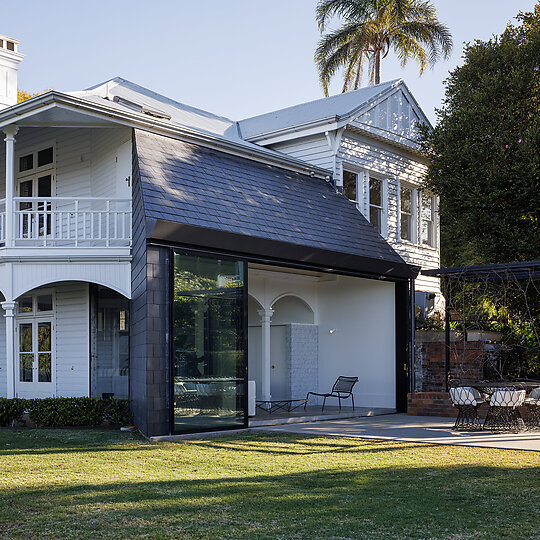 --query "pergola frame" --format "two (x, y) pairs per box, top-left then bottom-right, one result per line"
(423, 261), (540, 391)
